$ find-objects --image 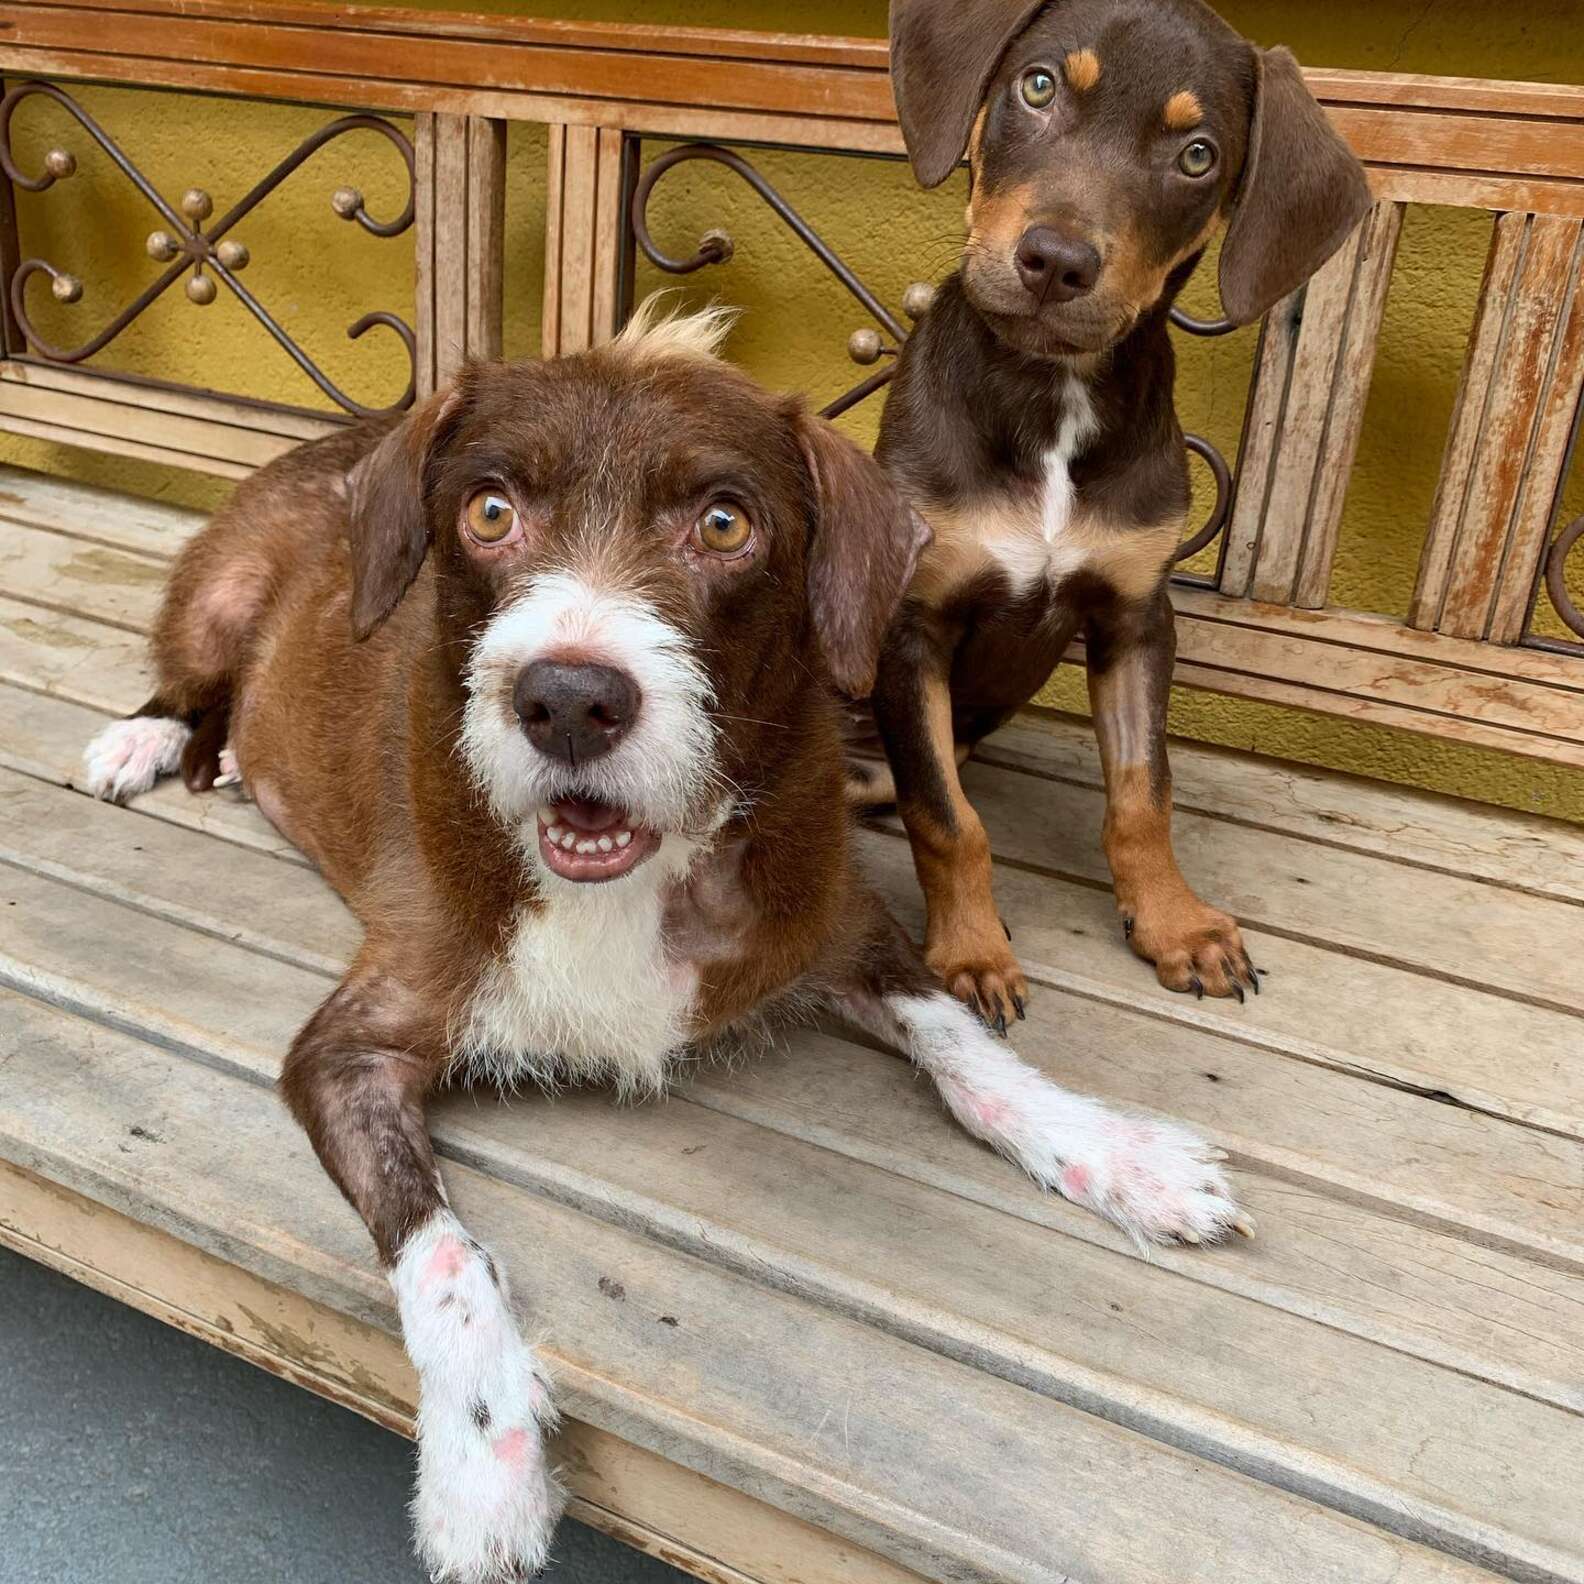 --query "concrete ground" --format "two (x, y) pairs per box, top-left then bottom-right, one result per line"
(0, 1245), (686, 1584)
